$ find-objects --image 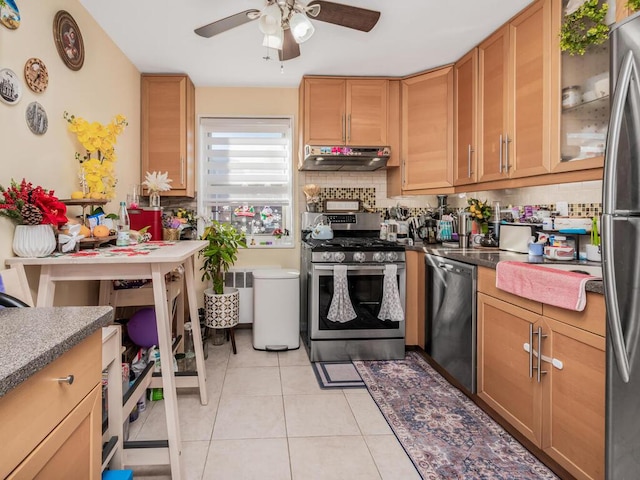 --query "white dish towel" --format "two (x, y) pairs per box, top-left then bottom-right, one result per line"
(378, 264), (404, 321)
(327, 265), (357, 323)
